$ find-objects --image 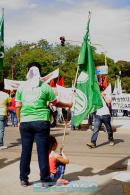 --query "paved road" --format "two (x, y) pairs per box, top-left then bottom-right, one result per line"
(0, 118), (130, 195)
